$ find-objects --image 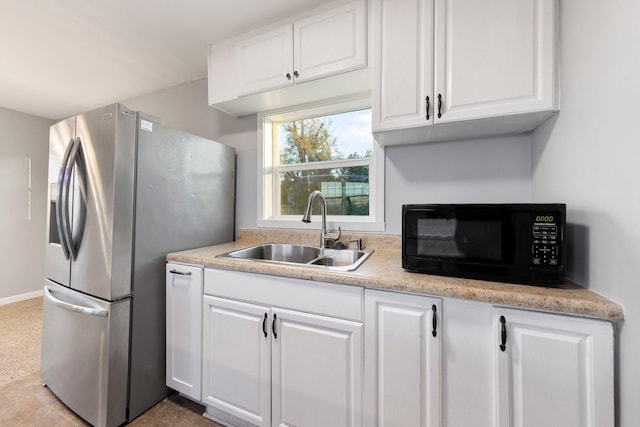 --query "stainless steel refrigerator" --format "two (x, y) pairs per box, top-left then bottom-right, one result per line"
(40, 103), (235, 427)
